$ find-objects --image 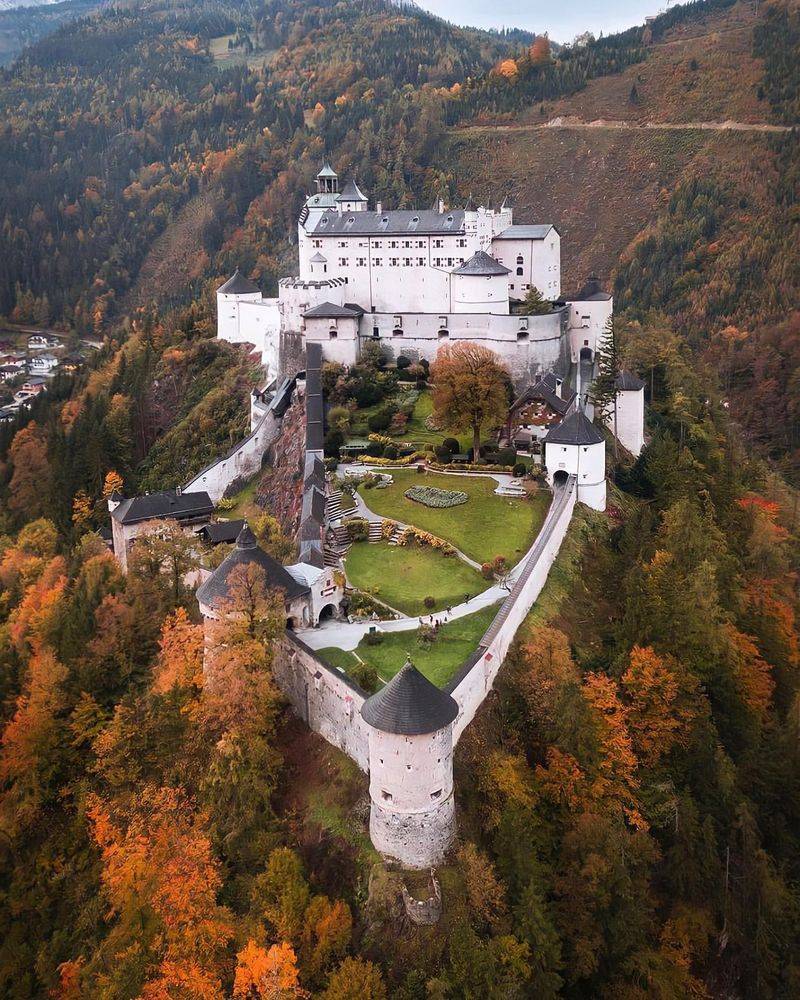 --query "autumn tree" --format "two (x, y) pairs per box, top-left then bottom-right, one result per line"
(321, 958), (387, 1000)
(430, 343), (509, 461)
(251, 848), (310, 946)
(233, 941), (305, 999)
(8, 422), (50, 520)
